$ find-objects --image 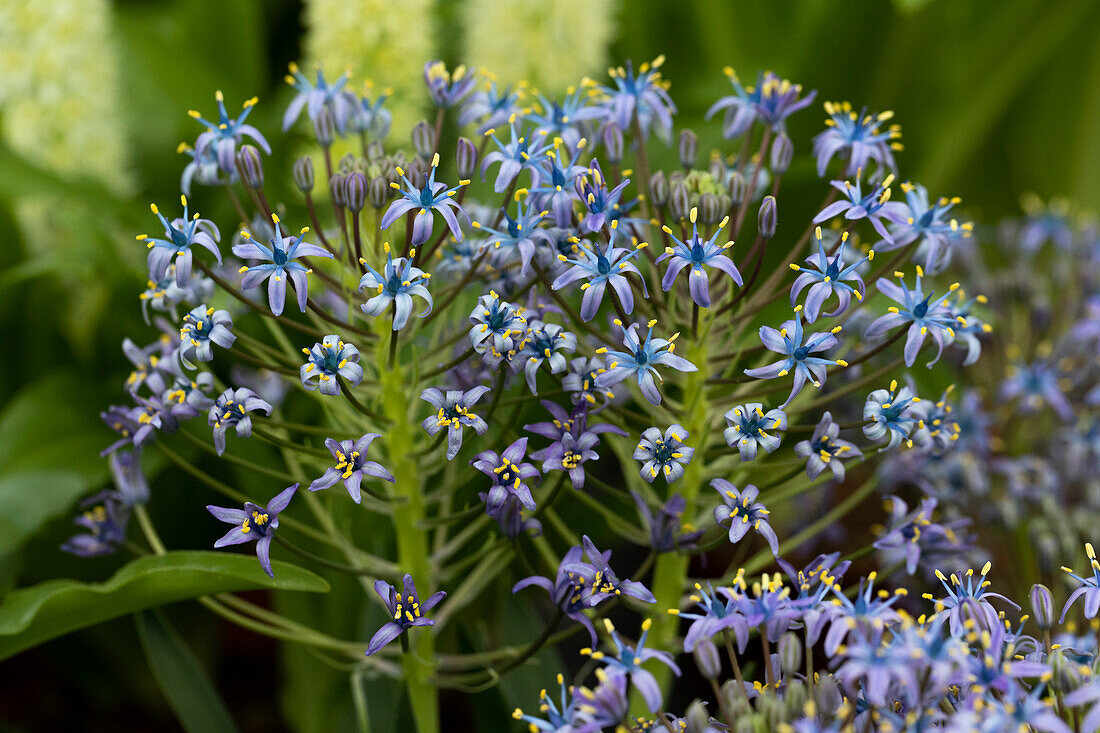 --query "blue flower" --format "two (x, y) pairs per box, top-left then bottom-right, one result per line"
(178, 139), (229, 195)
(864, 268), (961, 366)
(358, 243), (433, 330)
(723, 403), (787, 462)
(473, 196), (549, 277)
(814, 169), (906, 242)
(352, 81), (393, 139)
(420, 386), (490, 460)
(300, 335), (363, 396)
(706, 69), (815, 138)
(282, 64), (359, 133)
(1000, 358), (1074, 421)
(584, 618), (680, 713)
(575, 160), (629, 233)
(459, 76), (524, 133)
(873, 495), (969, 575)
(510, 672), (591, 732)
(480, 116), (552, 193)
(139, 197), (221, 289)
(812, 102), (901, 177)
(366, 573), (446, 655)
(562, 535), (656, 606)
(881, 183), (973, 274)
(599, 56), (677, 142)
(179, 305), (234, 367)
(633, 492), (703, 553)
(206, 484), (297, 577)
(712, 480), (779, 556)
(633, 425), (693, 483)
(705, 67), (760, 140)
(552, 227), (647, 321)
(562, 356), (615, 406)
(232, 215), (333, 316)
(1019, 195), (1075, 252)
(423, 60), (476, 108)
(208, 387), (272, 455)
(925, 562), (1019, 636)
(187, 91), (270, 175)
(382, 154), (470, 247)
(819, 572), (903, 656)
(596, 321), (697, 406)
(795, 411), (862, 479)
(468, 292), (527, 367)
(863, 380), (921, 450)
(525, 84), (606, 152)
(657, 209), (742, 307)
(789, 227), (872, 322)
(530, 138), (590, 227)
(743, 315), (842, 407)
(309, 433), (394, 503)
(514, 319), (577, 394)
(1060, 542), (1100, 623)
